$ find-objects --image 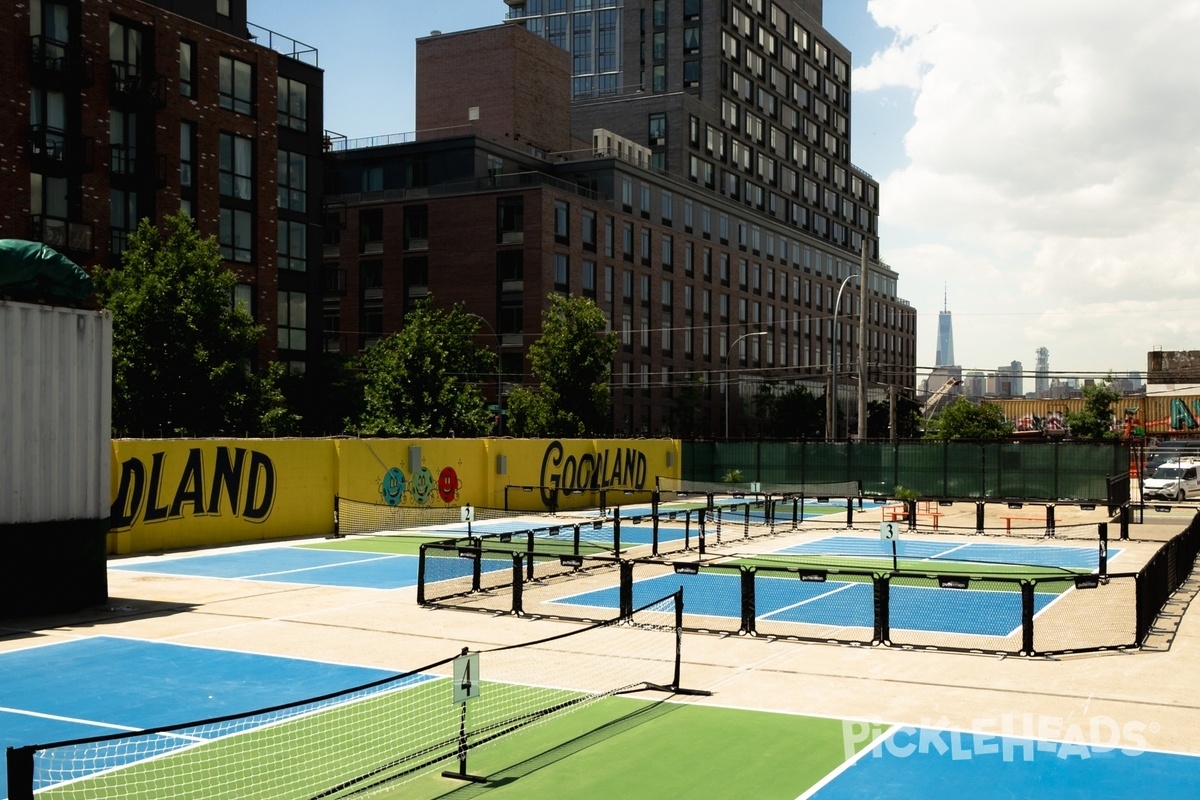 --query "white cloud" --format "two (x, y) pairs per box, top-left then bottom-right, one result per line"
(860, 0), (1200, 377)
